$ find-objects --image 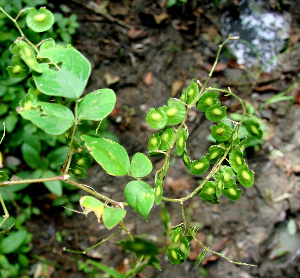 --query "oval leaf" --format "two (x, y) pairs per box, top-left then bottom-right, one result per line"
(33, 48), (91, 98)
(130, 152), (153, 178)
(18, 102), (74, 135)
(0, 230), (28, 254)
(81, 135), (130, 176)
(78, 89), (116, 121)
(103, 207), (126, 229)
(124, 181), (154, 220)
